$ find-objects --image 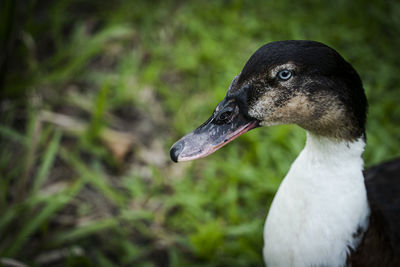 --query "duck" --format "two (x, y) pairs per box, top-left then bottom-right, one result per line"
(169, 40), (400, 267)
